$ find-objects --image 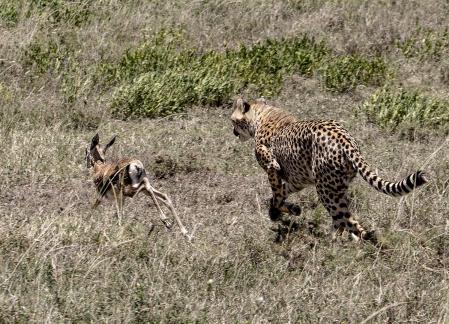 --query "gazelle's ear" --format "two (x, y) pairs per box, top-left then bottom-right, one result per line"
(90, 133), (99, 149)
(104, 135), (116, 151)
(235, 98), (250, 113)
